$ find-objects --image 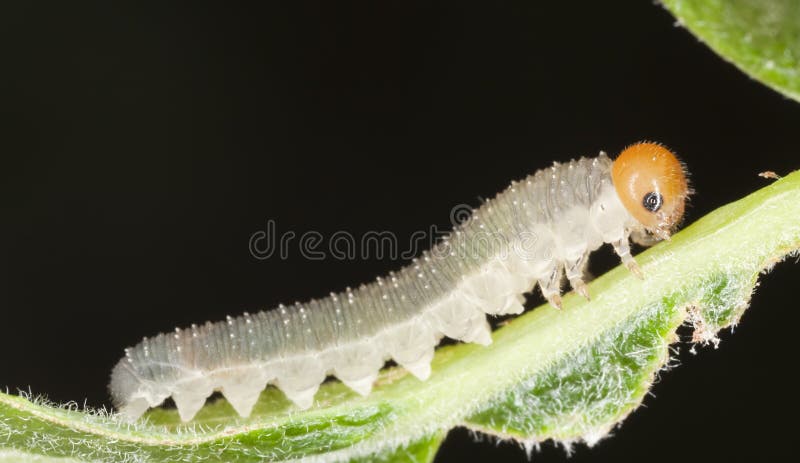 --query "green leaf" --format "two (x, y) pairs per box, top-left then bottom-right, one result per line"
(2, 171), (800, 462)
(662, 0), (800, 101)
